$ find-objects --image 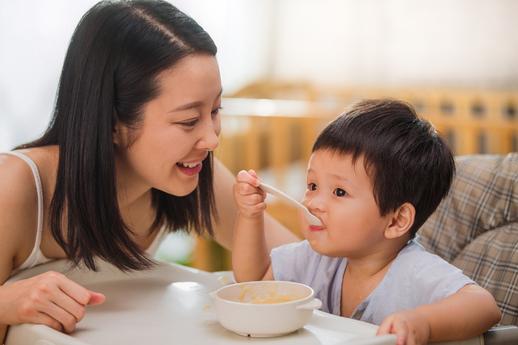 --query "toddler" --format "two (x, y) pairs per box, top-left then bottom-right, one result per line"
(232, 99), (501, 345)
